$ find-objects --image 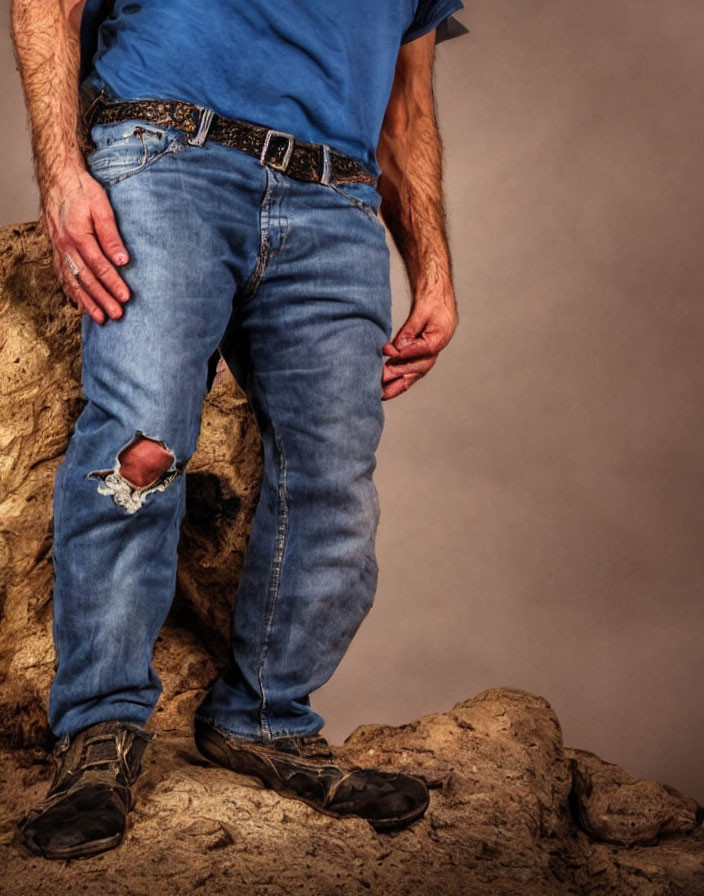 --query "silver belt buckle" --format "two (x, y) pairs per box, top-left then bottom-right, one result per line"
(260, 129), (295, 172)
